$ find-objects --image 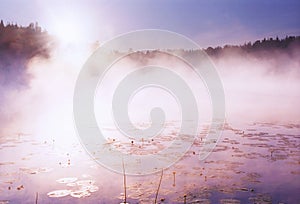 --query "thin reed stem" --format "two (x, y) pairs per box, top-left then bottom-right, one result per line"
(122, 158), (127, 204)
(154, 169), (164, 204)
(35, 192), (38, 204)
